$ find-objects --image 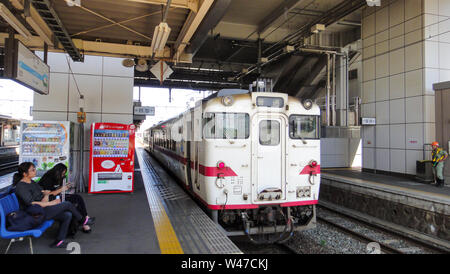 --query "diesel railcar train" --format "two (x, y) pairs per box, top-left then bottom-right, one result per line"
(143, 89), (320, 243)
